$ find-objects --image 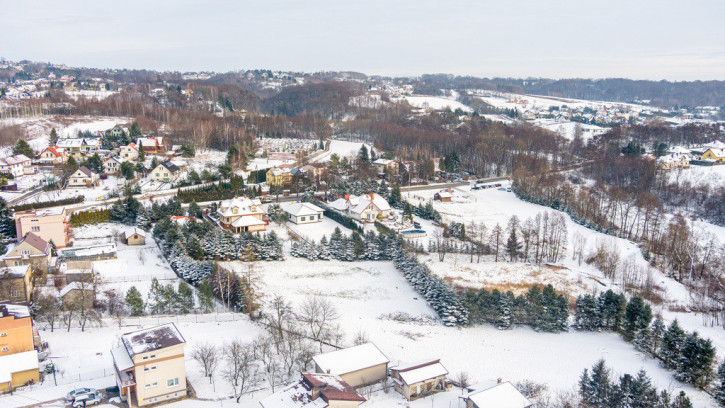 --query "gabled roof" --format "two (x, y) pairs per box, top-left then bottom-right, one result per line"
(466, 382), (532, 408)
(0, 350), (38, 383)
(159, 161), (179, 173)
(394, 359), (448, 385)
(0, 154), (31, 166)
(41, 146), (66, 157)
(57, 138), (85, 148)
(17, 232), (50, 254)
(313, 343), (389, 376)
(122, 227), (146, 239)
(122, 143), (138, 151)
(283, 202), (323, 217)
(75, 166), (93, 177)
(0, 265), (30, 279)
(302, 373), (366, 402)
(219, 196), (264, 218)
